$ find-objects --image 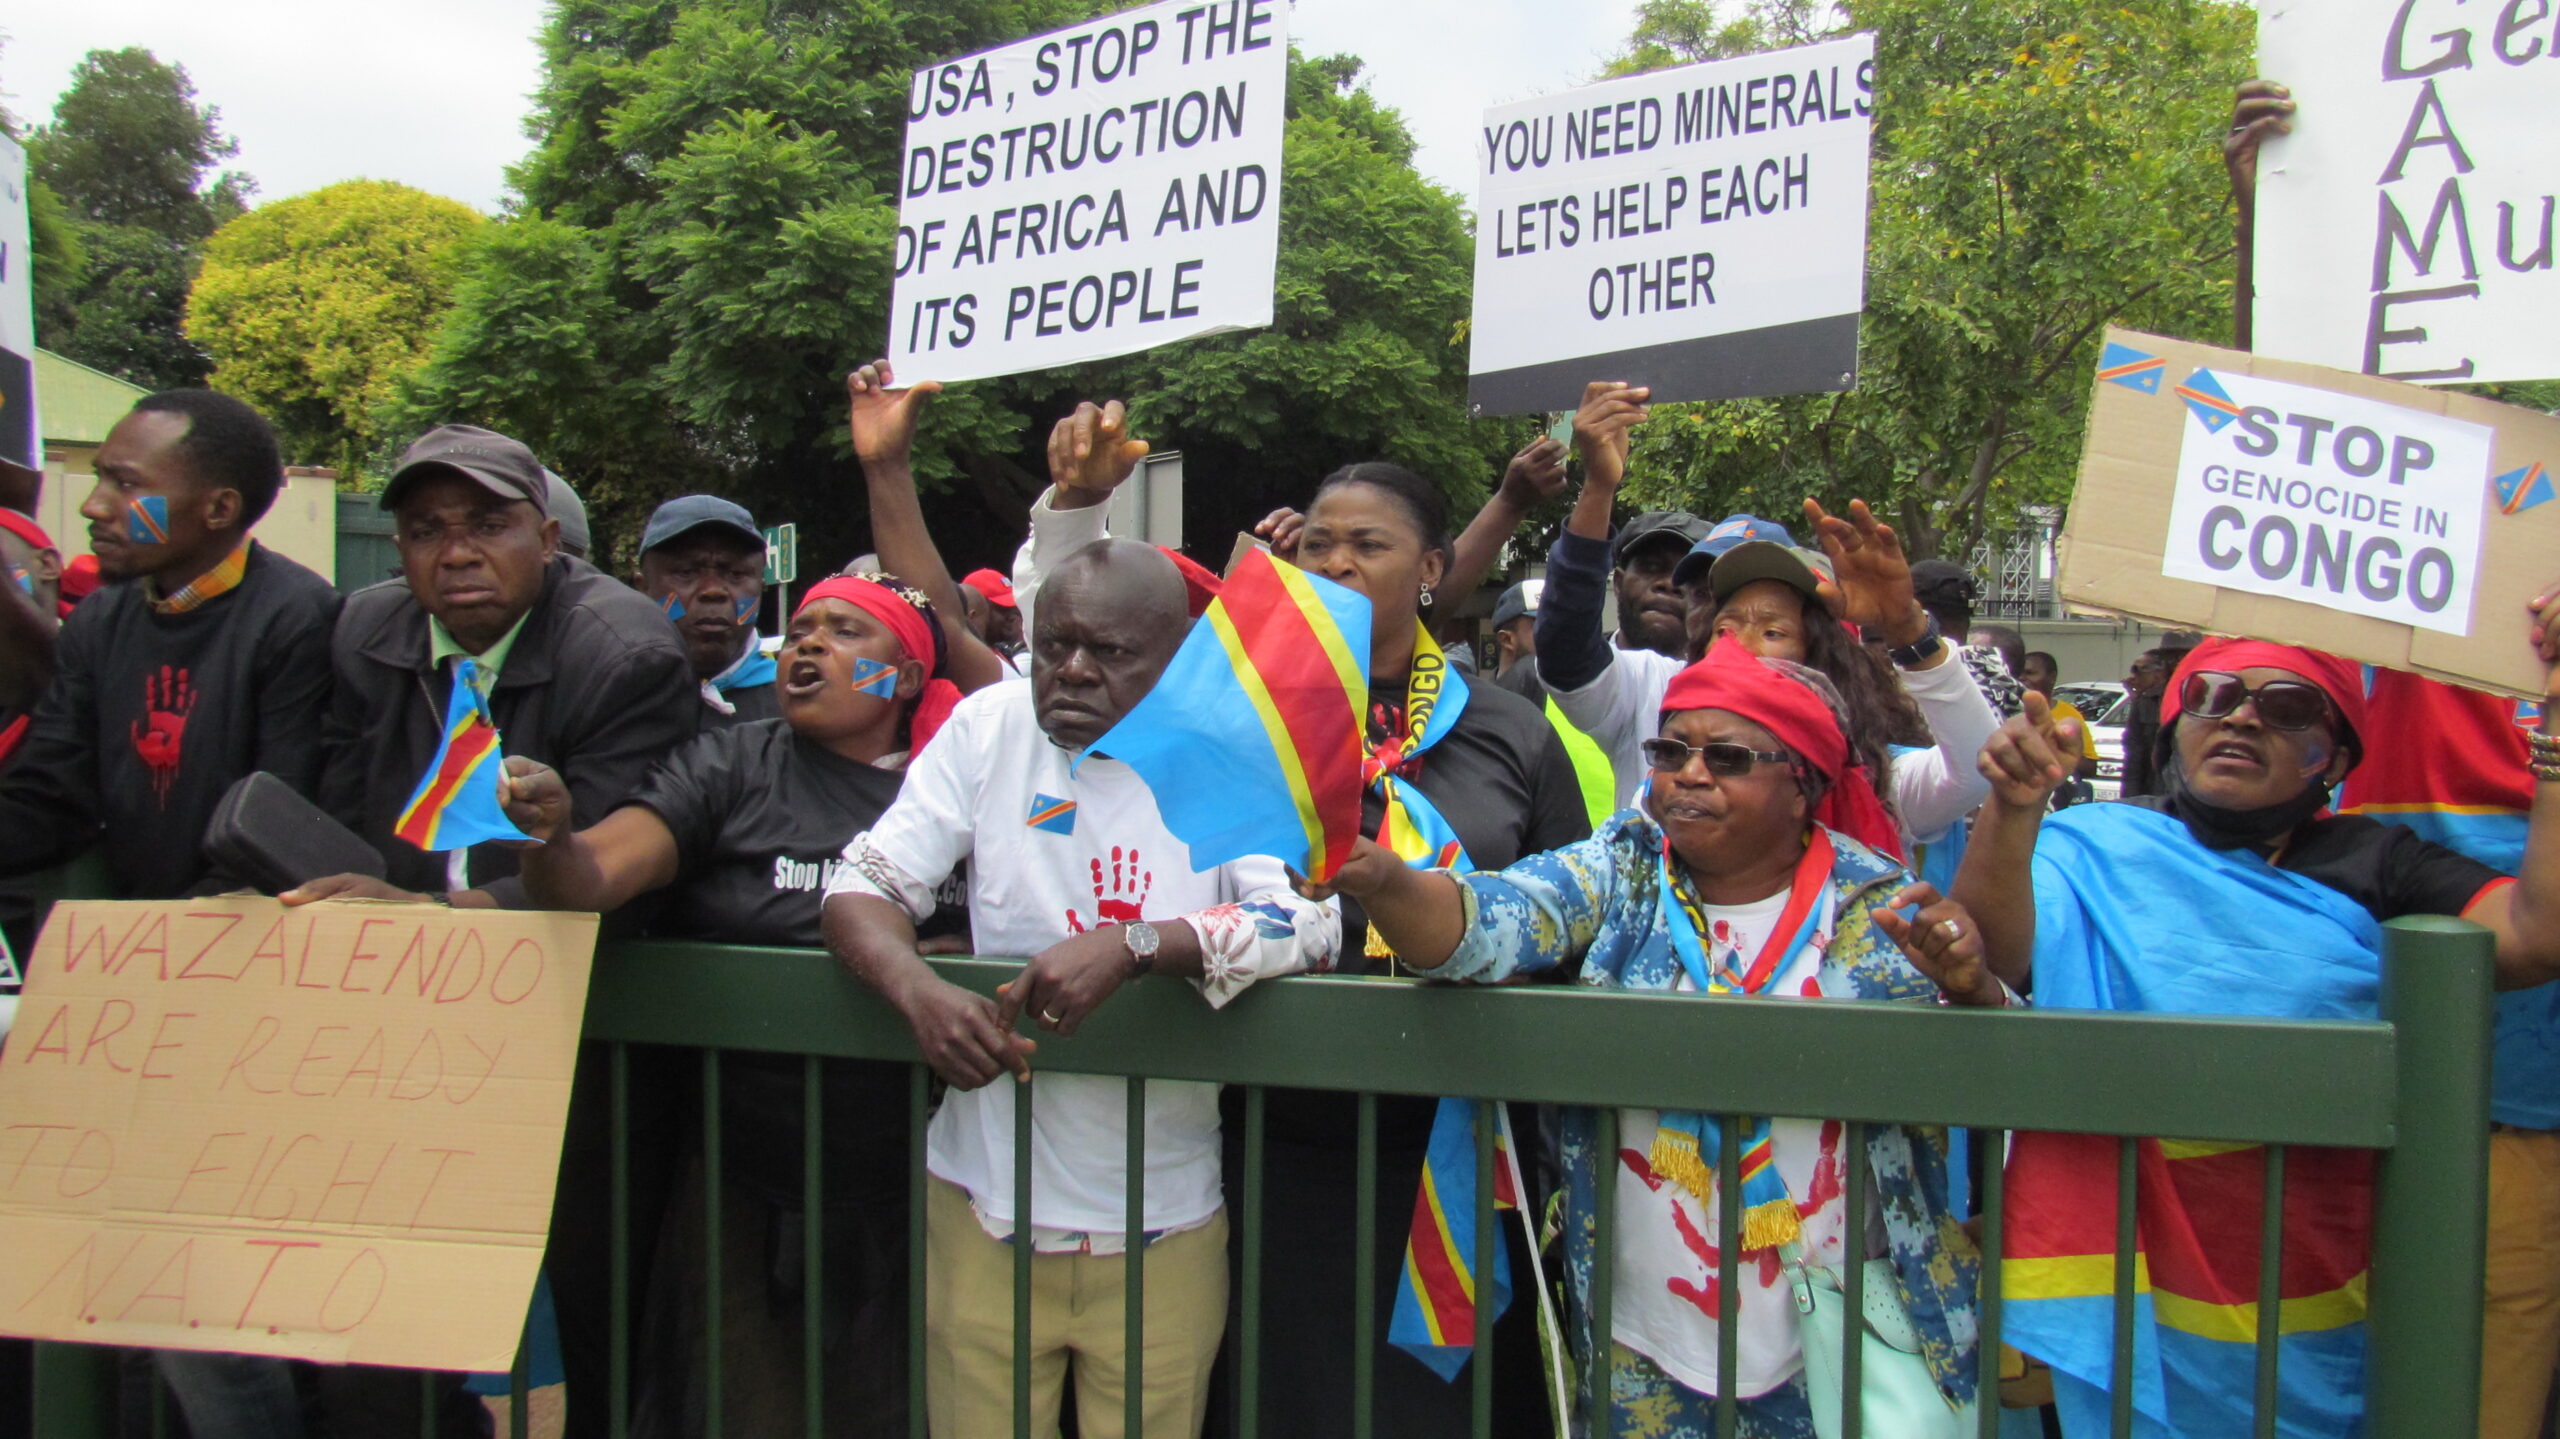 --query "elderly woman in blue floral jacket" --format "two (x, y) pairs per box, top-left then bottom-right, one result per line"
(1302, 640), (2014, 1438)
